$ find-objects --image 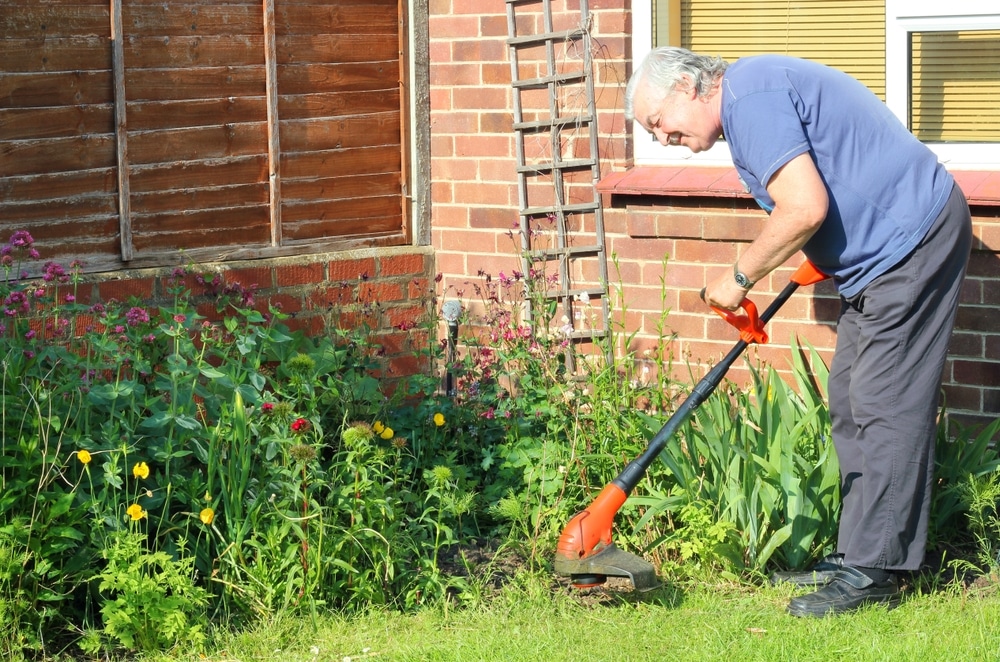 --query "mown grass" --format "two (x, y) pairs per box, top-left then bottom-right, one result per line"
(138, 572), (1000, 662)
